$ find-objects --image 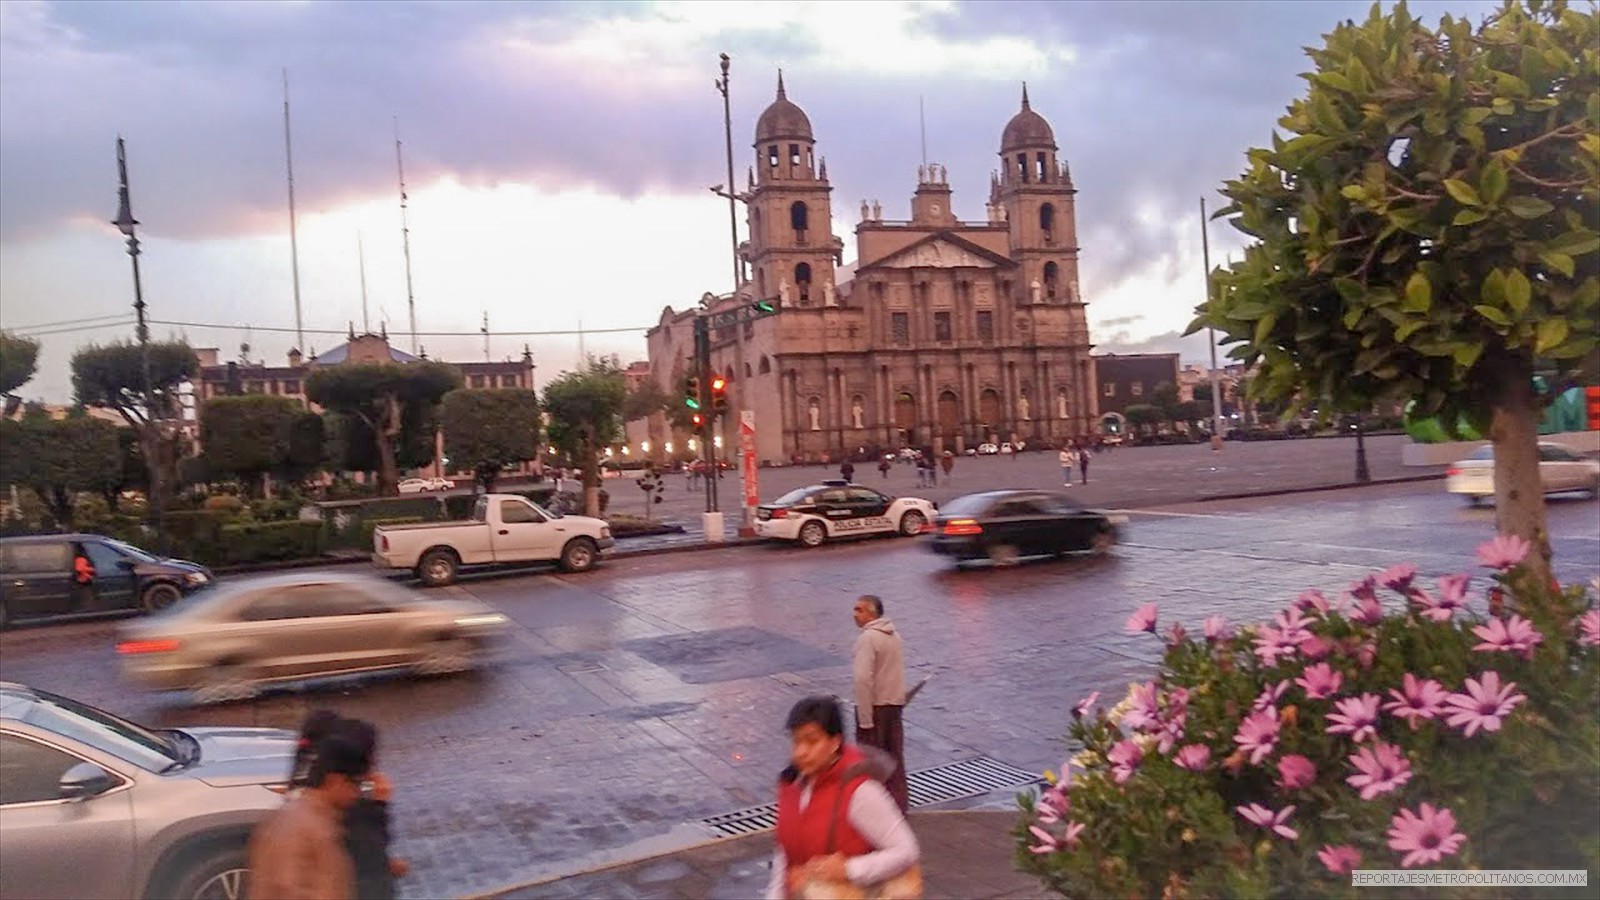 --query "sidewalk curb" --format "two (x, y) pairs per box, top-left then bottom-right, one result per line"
(211, 475), (1447, 577)
(460, 809), (1012, 900)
